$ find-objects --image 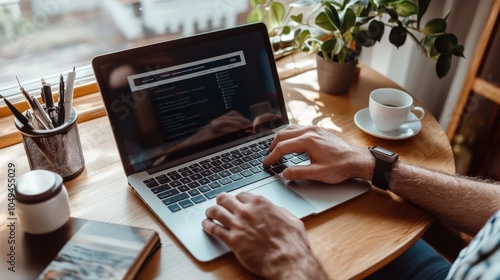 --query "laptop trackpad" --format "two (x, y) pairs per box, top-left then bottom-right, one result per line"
(248, 180), (316, 219)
